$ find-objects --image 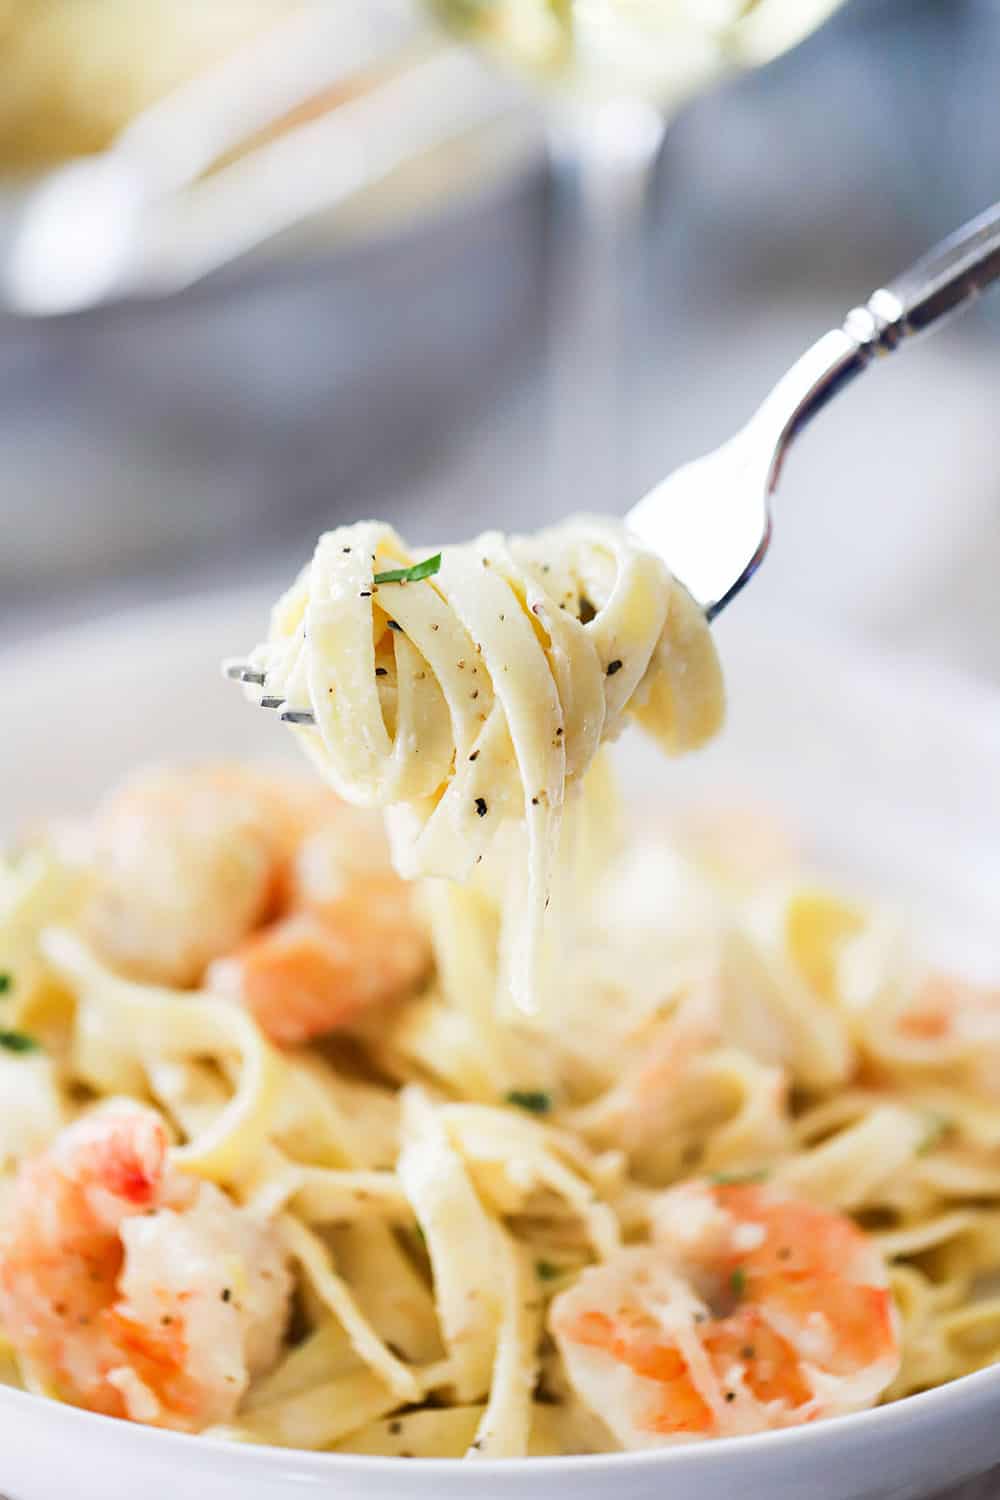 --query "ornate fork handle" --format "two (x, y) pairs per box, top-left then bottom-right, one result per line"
(862, 197), (1000, 348)
(752, 198), (1000, 496)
